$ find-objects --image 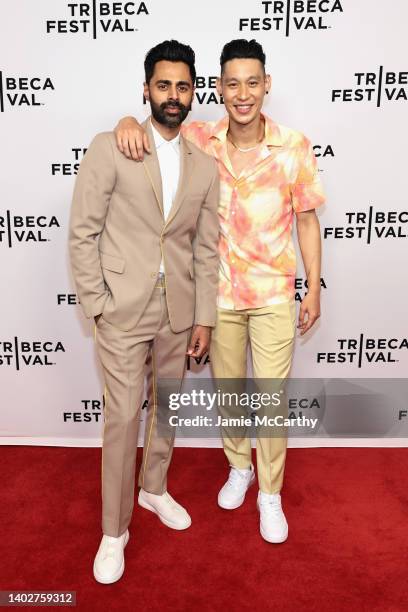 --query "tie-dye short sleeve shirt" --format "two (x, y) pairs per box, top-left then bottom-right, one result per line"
(181, 114), (326, 310)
